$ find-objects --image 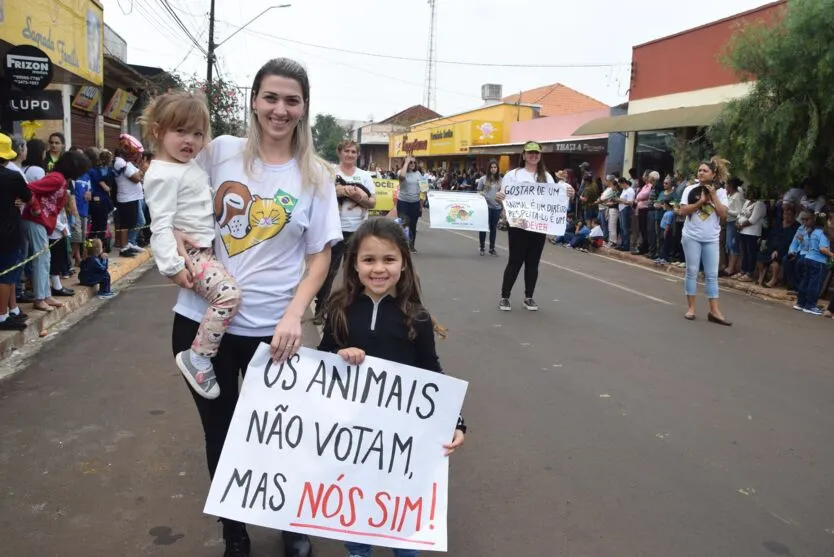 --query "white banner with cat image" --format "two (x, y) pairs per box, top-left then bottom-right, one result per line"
(426, 192), (489, 231)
